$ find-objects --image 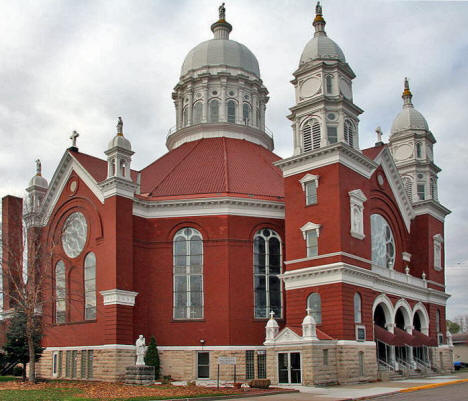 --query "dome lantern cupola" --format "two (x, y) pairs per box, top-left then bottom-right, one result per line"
(25, 159), (48, 225)
(389, 78), (440, 204)
(105, 117), (134, 181)
(168, 4), (272, 151)
(289, 2), (362, 155)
